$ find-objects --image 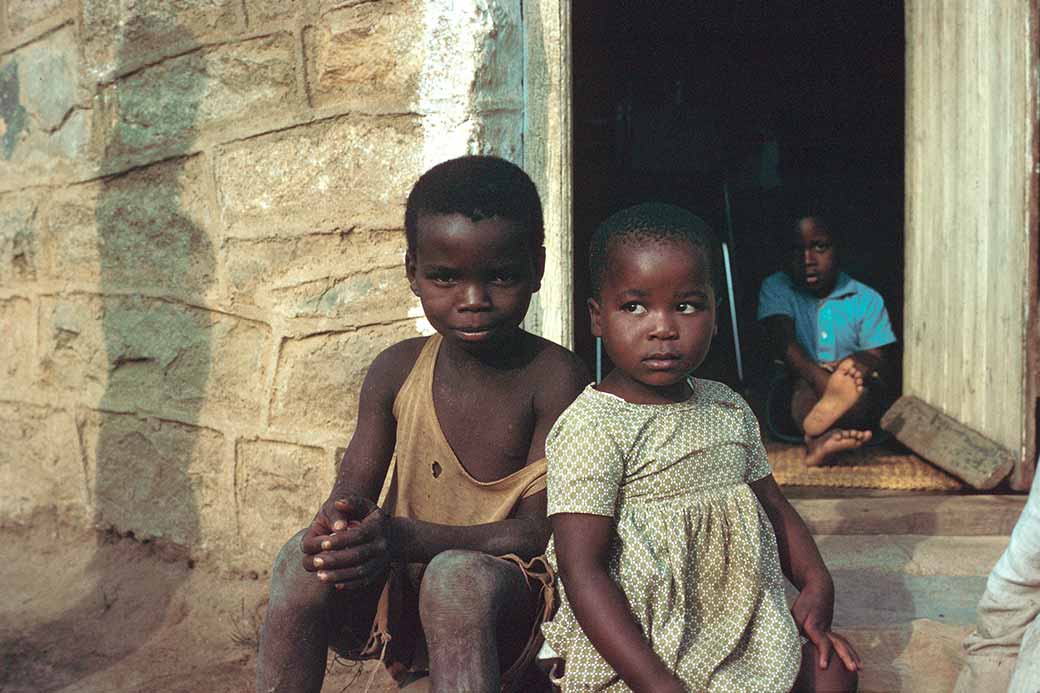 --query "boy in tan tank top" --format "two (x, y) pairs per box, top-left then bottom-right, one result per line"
(256, 156), (589, 693)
